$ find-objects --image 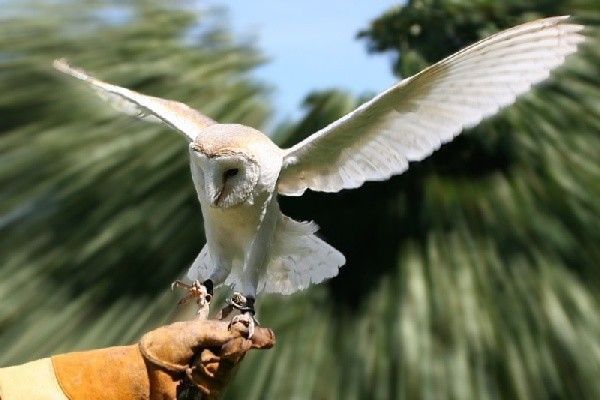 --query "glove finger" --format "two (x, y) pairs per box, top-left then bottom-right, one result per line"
(140, 320), (241, 371)
(250, 327), (276, 349)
